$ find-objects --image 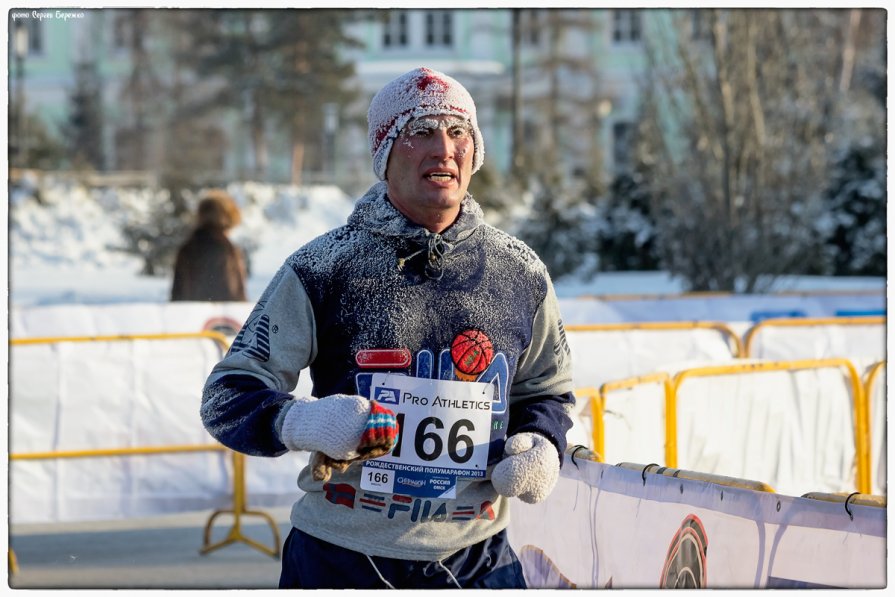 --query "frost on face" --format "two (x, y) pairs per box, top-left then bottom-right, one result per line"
(403, 116), (472, 139)
(399, 116), (474, 156)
